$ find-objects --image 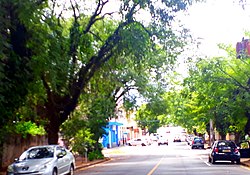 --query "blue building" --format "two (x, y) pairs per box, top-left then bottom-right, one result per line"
(102, 121), (123, 148)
